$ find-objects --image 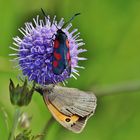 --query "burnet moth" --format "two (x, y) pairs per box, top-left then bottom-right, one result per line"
(41, 9), (80, 75)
